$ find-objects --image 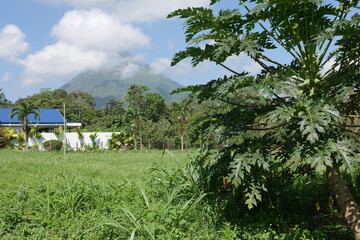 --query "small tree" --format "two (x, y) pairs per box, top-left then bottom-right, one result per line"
(170, 102), (188, 151)
(29, 124), (43, 149)
(10, 101), (40, 150)
(88, 133), (99, 150)
(126, 107), (143, 150)
(169, 0), (360, 237)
